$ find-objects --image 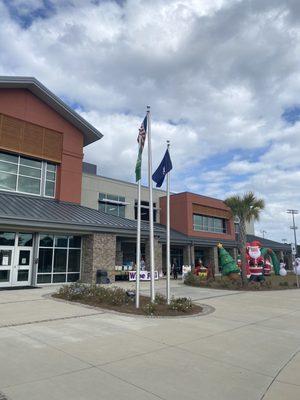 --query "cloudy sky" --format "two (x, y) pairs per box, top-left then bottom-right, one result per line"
(1, 0), (300, 242)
